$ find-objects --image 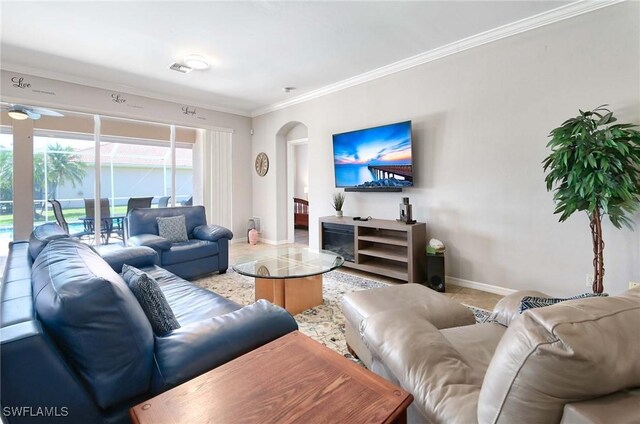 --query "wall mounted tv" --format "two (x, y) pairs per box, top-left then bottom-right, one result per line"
(332, 120), (413, 192)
